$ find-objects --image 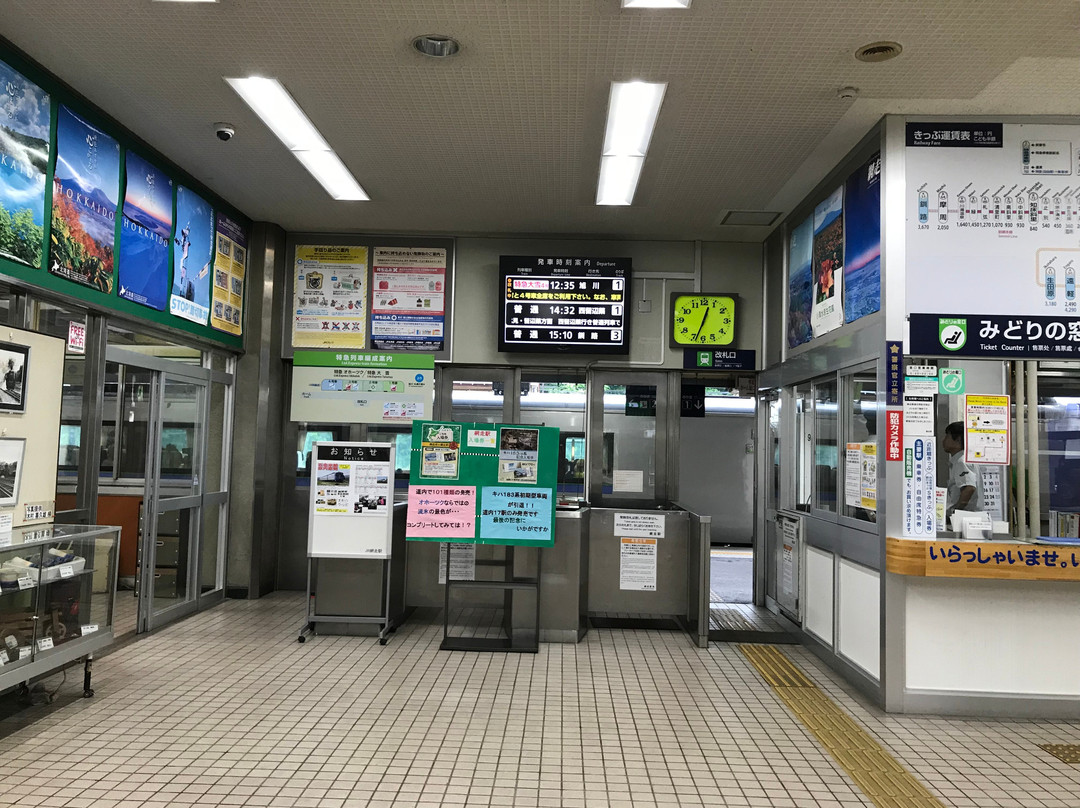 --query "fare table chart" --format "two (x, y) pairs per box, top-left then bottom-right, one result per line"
(406, 421), (559, 651)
